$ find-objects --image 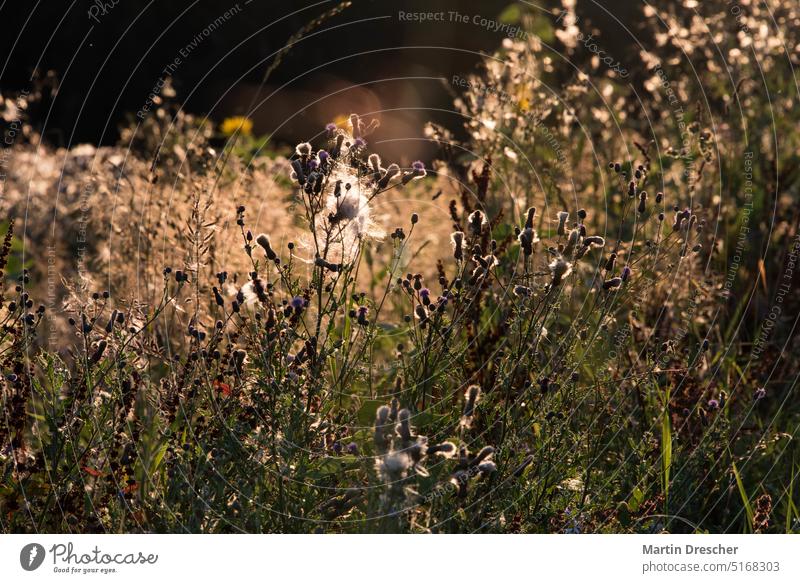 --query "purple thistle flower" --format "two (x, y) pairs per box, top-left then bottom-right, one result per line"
(332, 441), (342, 454)
(290, 296), (305, 310)
(318, 149), (329, 161)
(347, 442), (358, 455)
(621, 266), (632, 281)
(708, 399), (720, 410)
(354, 137), (366, 148)
(325, 123), (337, 134)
